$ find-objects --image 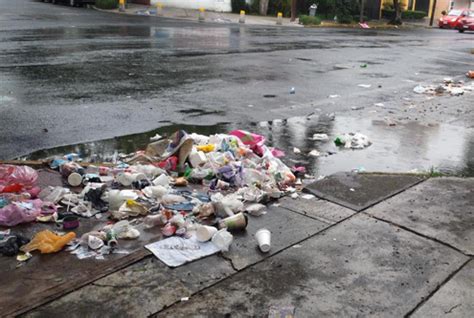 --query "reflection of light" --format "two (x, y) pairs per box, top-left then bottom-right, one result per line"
(151, 27), (231, 49)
